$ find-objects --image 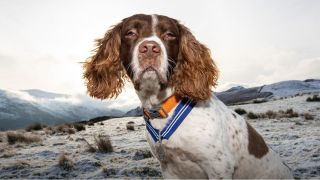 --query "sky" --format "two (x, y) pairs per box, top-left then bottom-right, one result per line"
(0, 0), (319, 101)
